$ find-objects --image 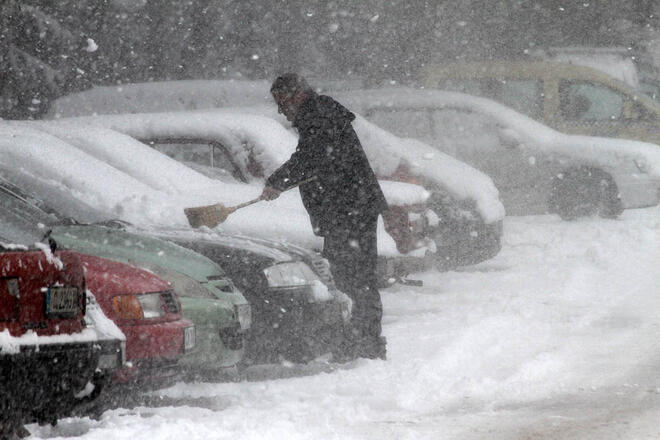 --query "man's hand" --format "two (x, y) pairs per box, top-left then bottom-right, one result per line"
(261, 186), (282, 201)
